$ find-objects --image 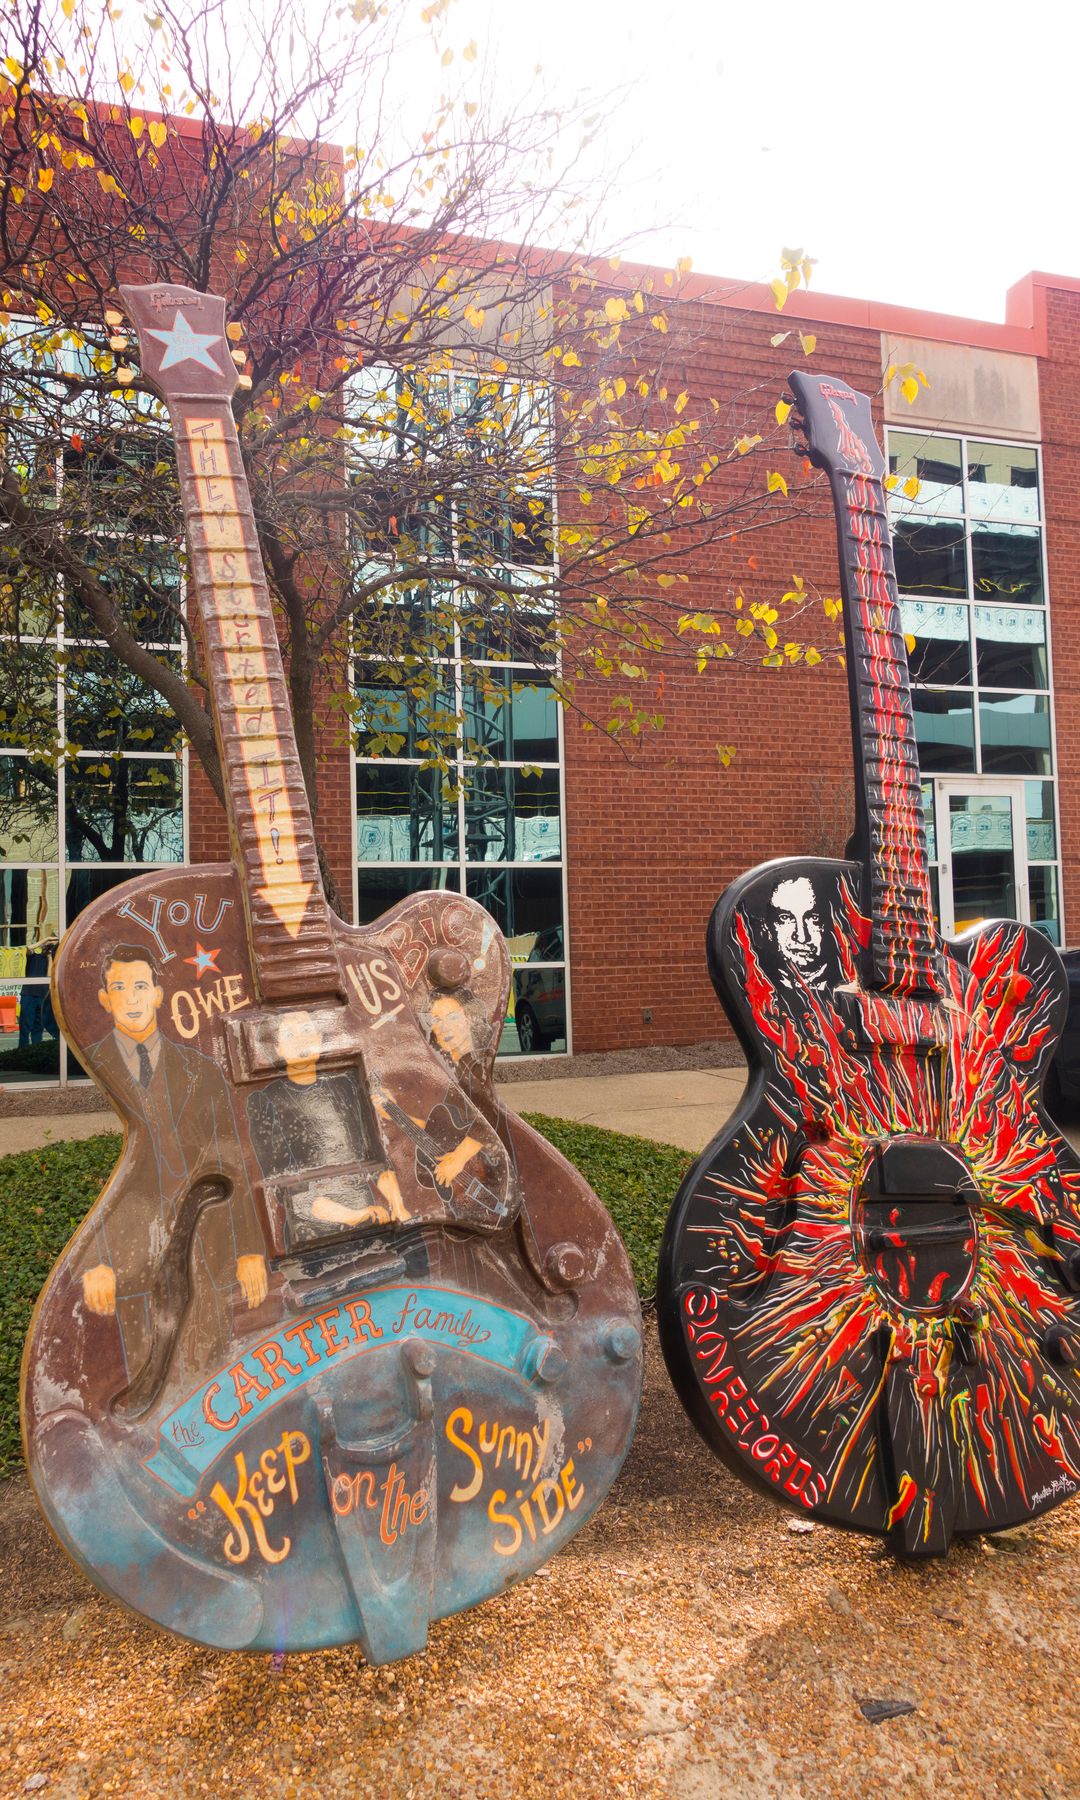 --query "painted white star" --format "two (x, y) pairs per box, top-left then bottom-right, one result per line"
(145, 309), (223, 373)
